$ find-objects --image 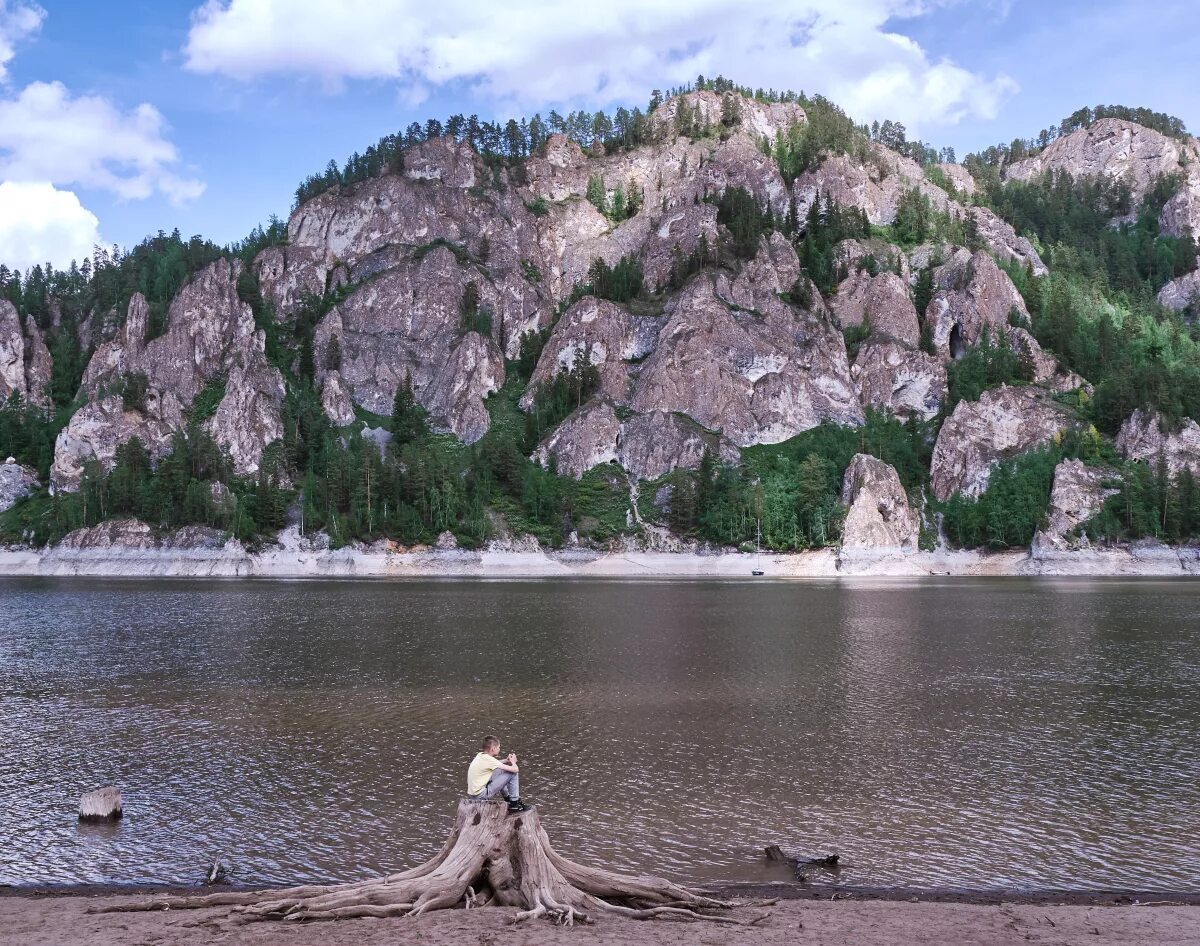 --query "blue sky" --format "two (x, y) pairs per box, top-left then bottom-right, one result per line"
(0, 0), (1197, 272)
